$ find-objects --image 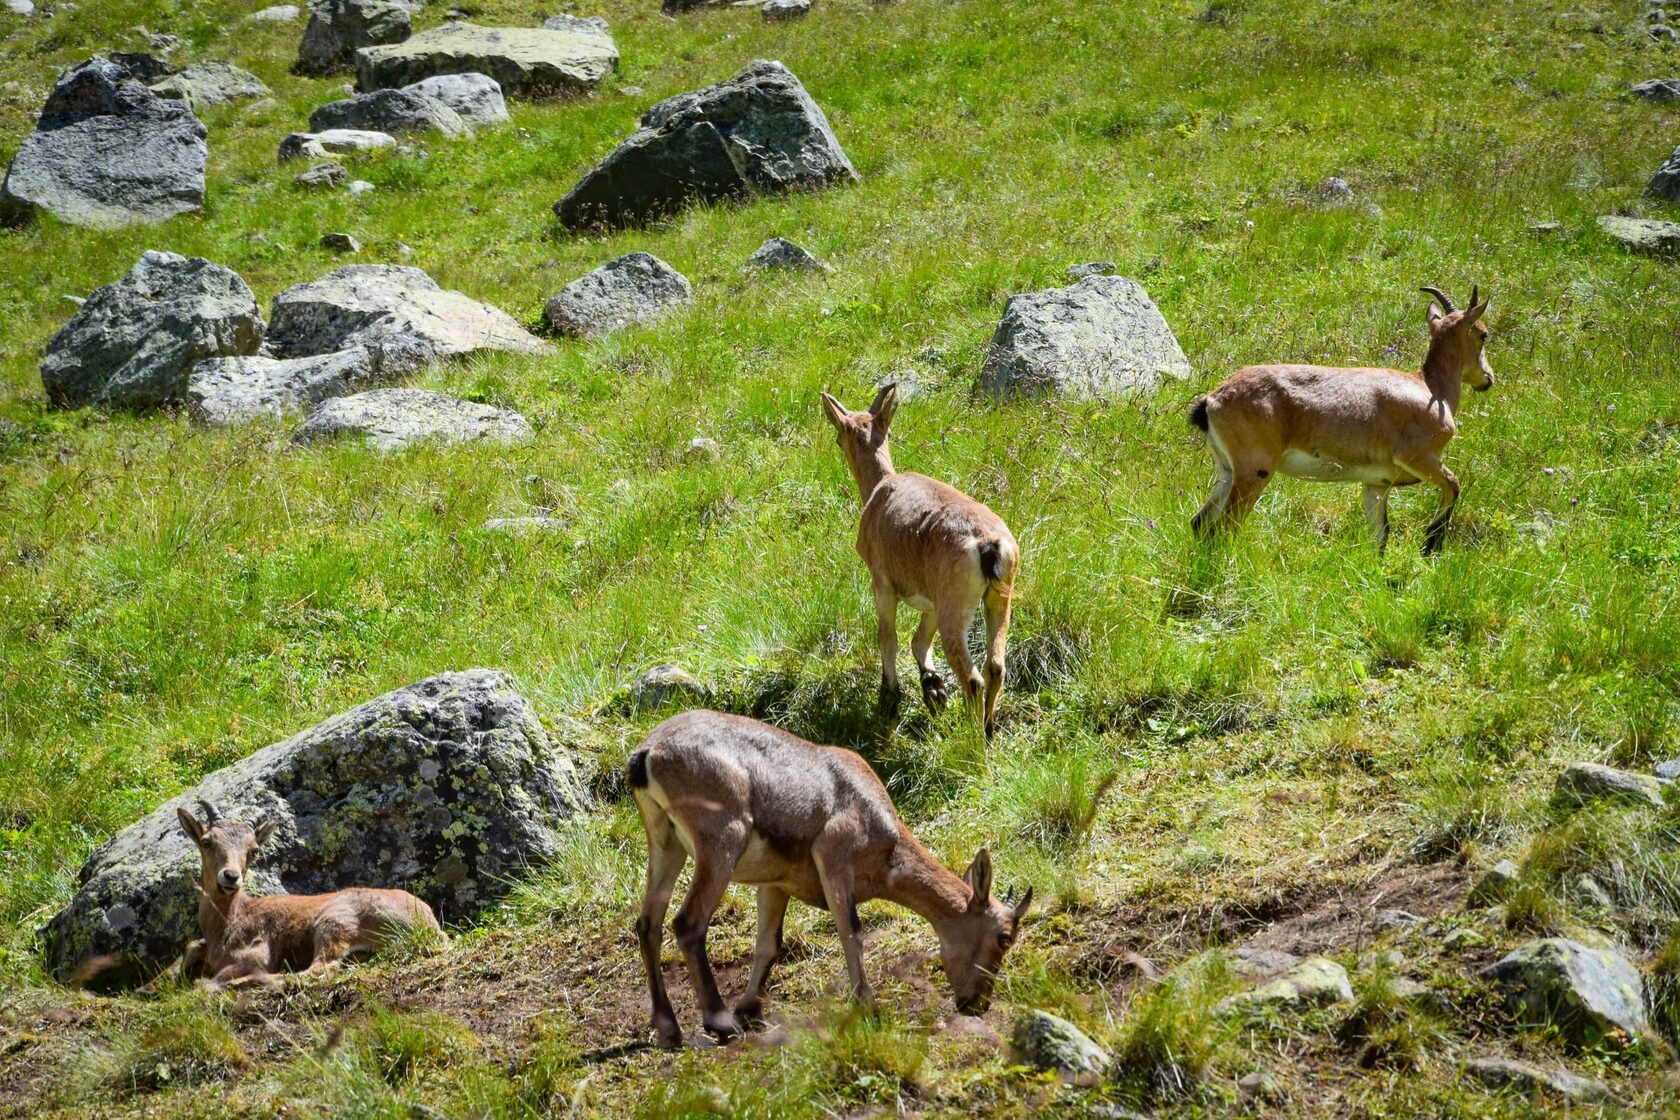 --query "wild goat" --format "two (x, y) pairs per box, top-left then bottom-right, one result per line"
(176, 800), (443, 989)
(1189, 285), (1493, 553)
(821, 384), (1021, 737)
(628, 711), (1032, 1047)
